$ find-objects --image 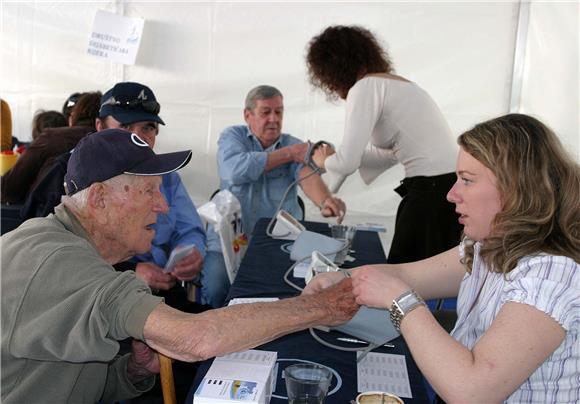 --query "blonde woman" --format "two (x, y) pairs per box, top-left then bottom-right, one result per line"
(305, 114), (580, 402)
